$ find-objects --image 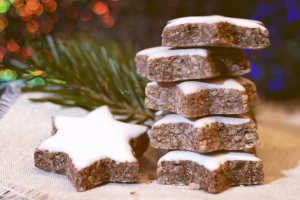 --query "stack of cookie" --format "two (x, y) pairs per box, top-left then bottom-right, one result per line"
(135, 15), (270, 193)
